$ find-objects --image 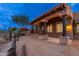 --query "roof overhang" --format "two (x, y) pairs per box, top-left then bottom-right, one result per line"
(30, 3), (72, 25)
